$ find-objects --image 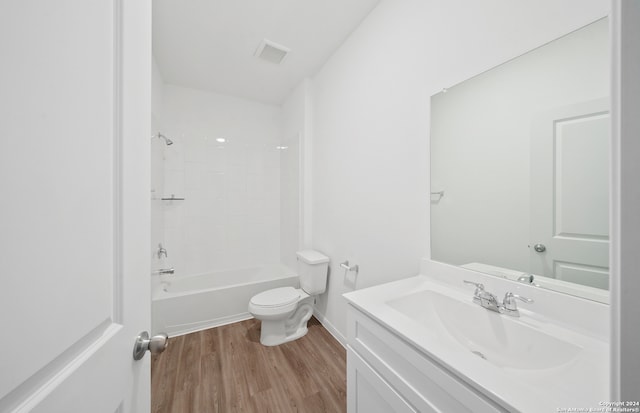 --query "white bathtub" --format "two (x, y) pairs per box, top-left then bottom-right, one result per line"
(152, 265), (298, 336)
